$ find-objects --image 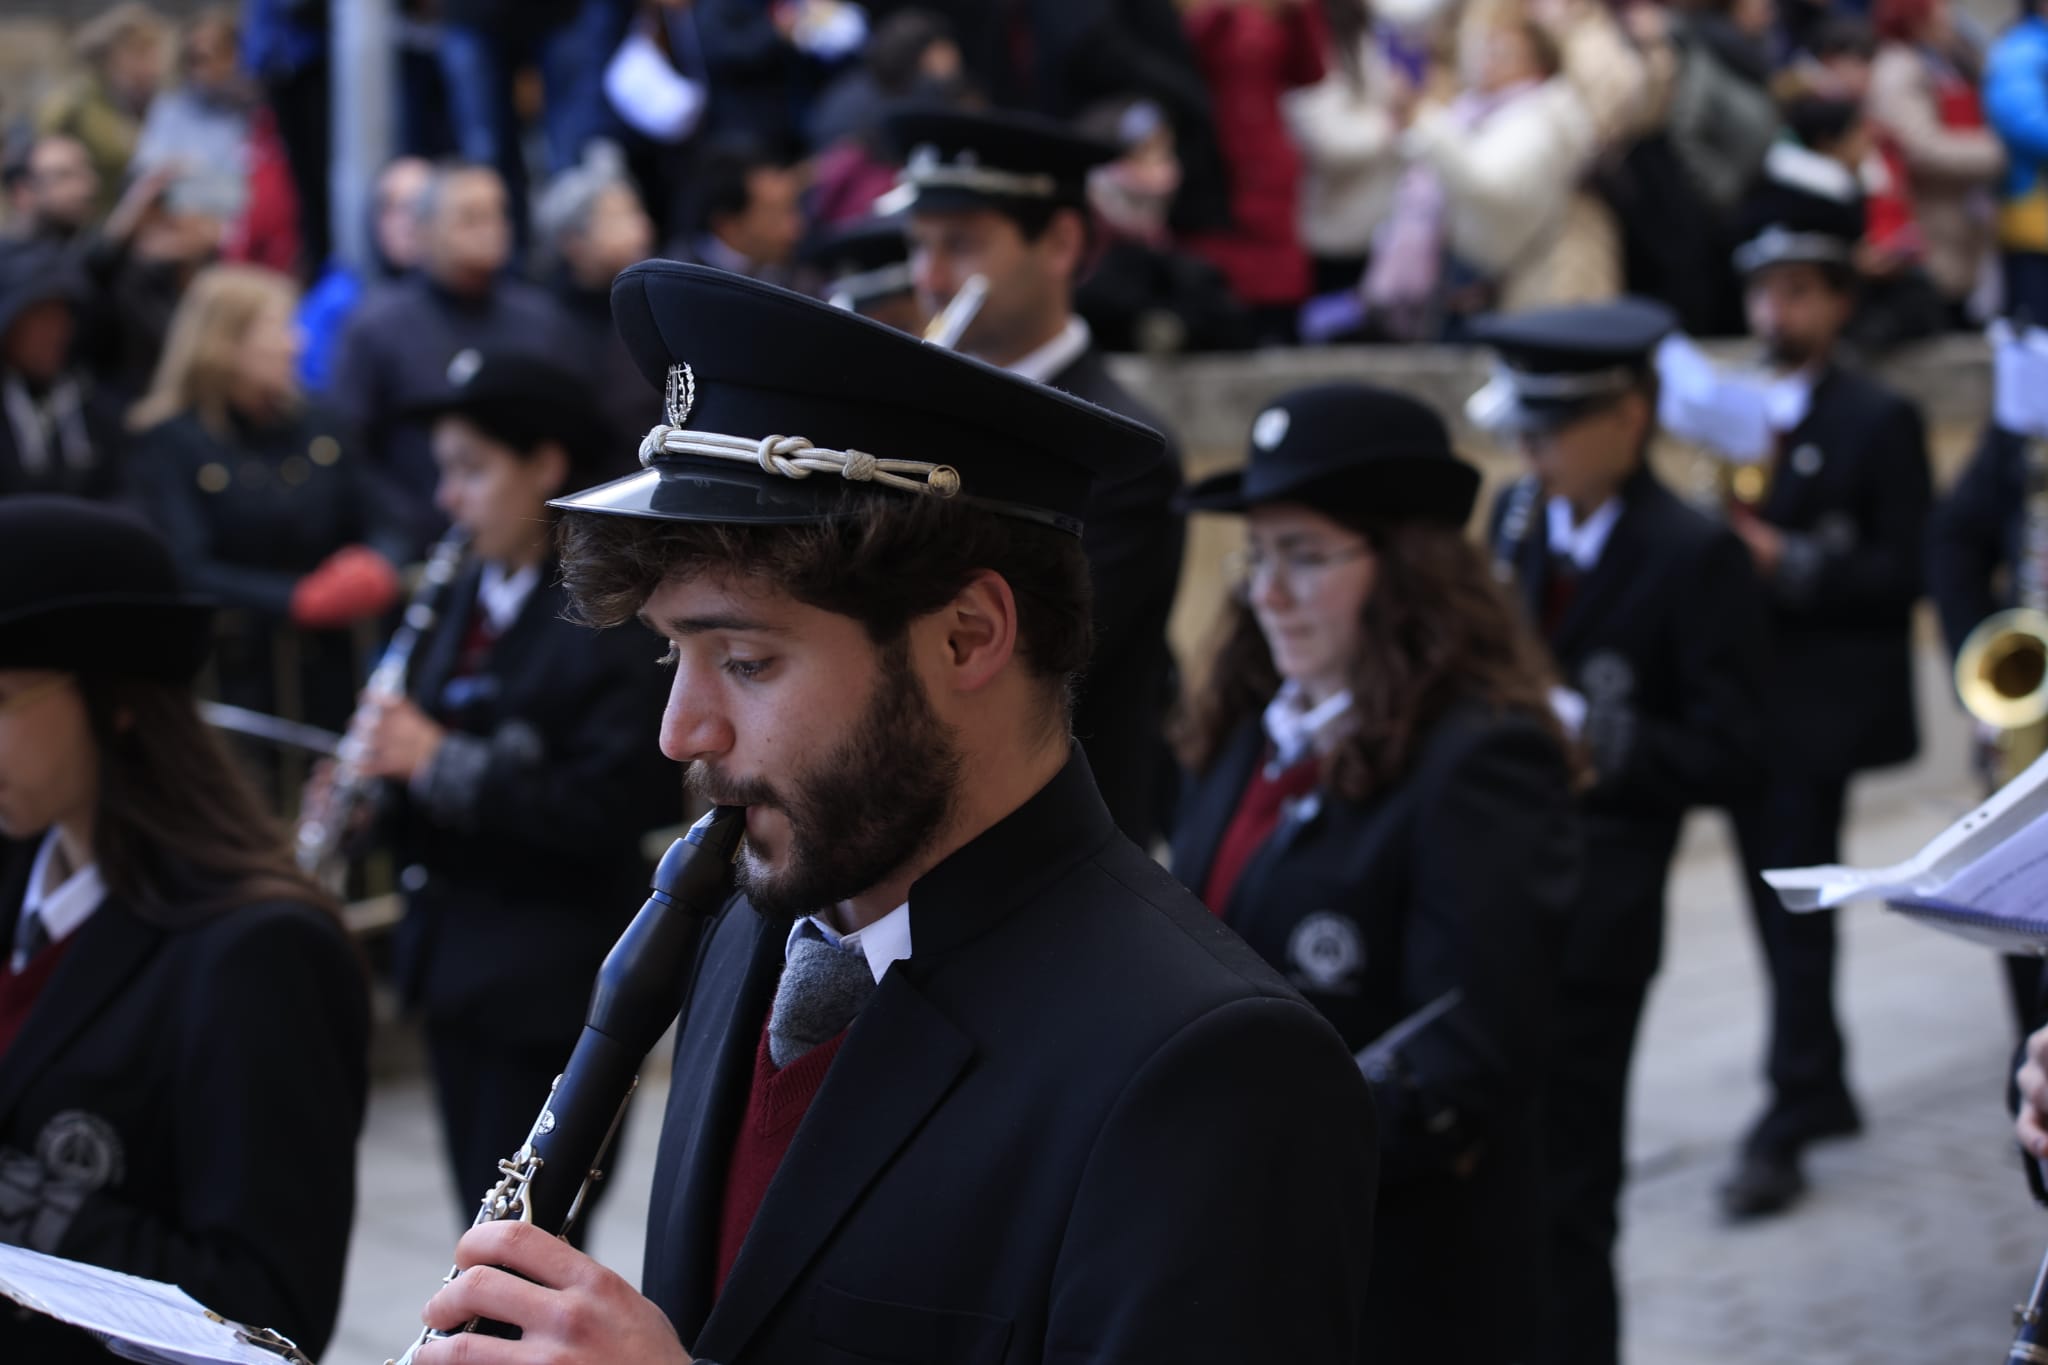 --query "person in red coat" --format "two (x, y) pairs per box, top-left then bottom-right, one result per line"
(1181, 0), (1327, 341)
